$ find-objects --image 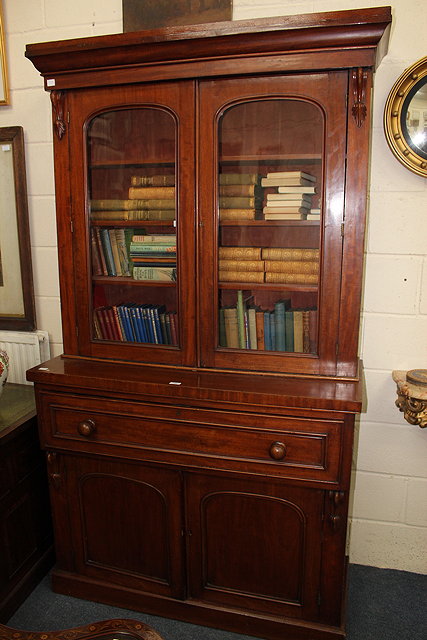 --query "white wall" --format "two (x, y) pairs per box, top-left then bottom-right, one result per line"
(1, 0), (426, 573)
